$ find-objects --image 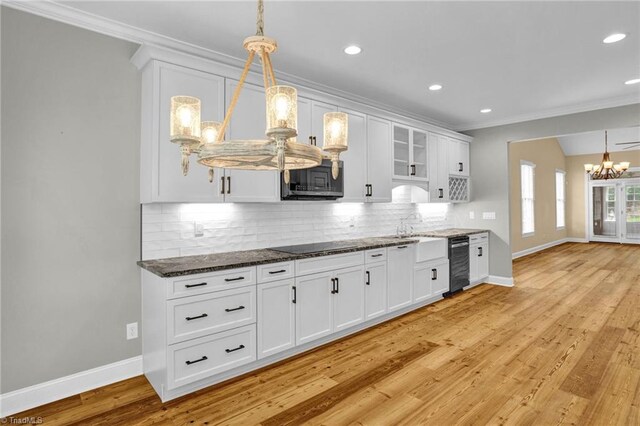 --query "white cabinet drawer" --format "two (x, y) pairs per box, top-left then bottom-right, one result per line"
(168, 324), (256, 390)
(469, 232), (489, 243)
(168, 267), (256, 299)
(257, 261), (295, 283)
(365, 248), (387, 264)
(167, 286), (256, 344)
(296, 252), (364, 276)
